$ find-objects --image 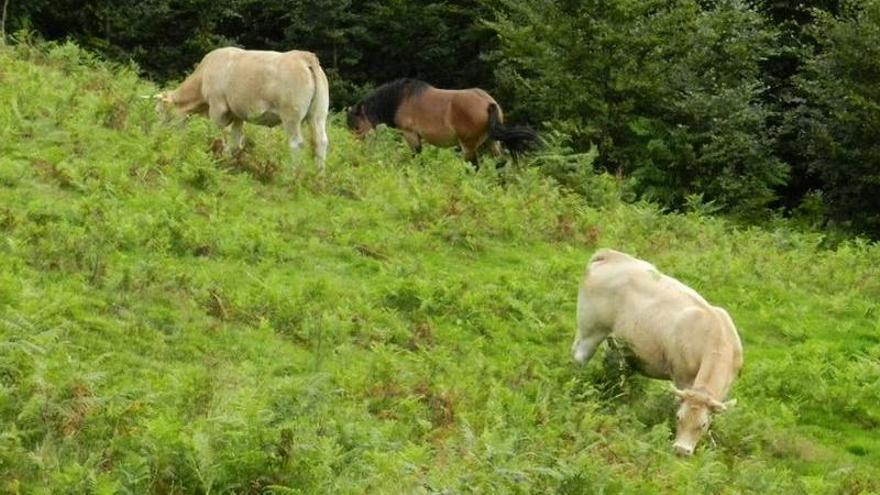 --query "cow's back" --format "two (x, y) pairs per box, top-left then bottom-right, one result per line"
(580, 249), (736, 381)
(581, 249), (702, 329)
(198, 48), (318, 124)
